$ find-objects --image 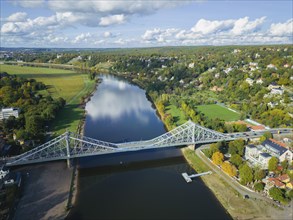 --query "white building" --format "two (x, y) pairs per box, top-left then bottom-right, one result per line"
(245, 140), (292, 169)
(0, 108), (20, 120)
(0, 166), (9, 179)
(245, 78), (254, 86)
(270, 88), (284, 95)
(256, 78), (263, 84)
